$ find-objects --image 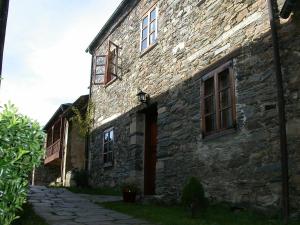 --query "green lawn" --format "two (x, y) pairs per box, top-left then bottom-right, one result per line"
(12, 203), (48, 225)
(101, 202), (300, 225)
(67, 186), (121, 196)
